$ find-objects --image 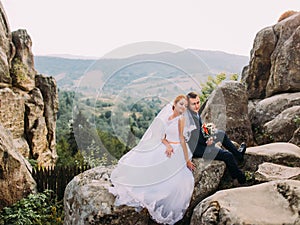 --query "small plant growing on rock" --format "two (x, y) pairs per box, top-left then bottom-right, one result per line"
(253, 126), (274, 145)
(11, 58), (29, 82)
(293, 115), (300, 126)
